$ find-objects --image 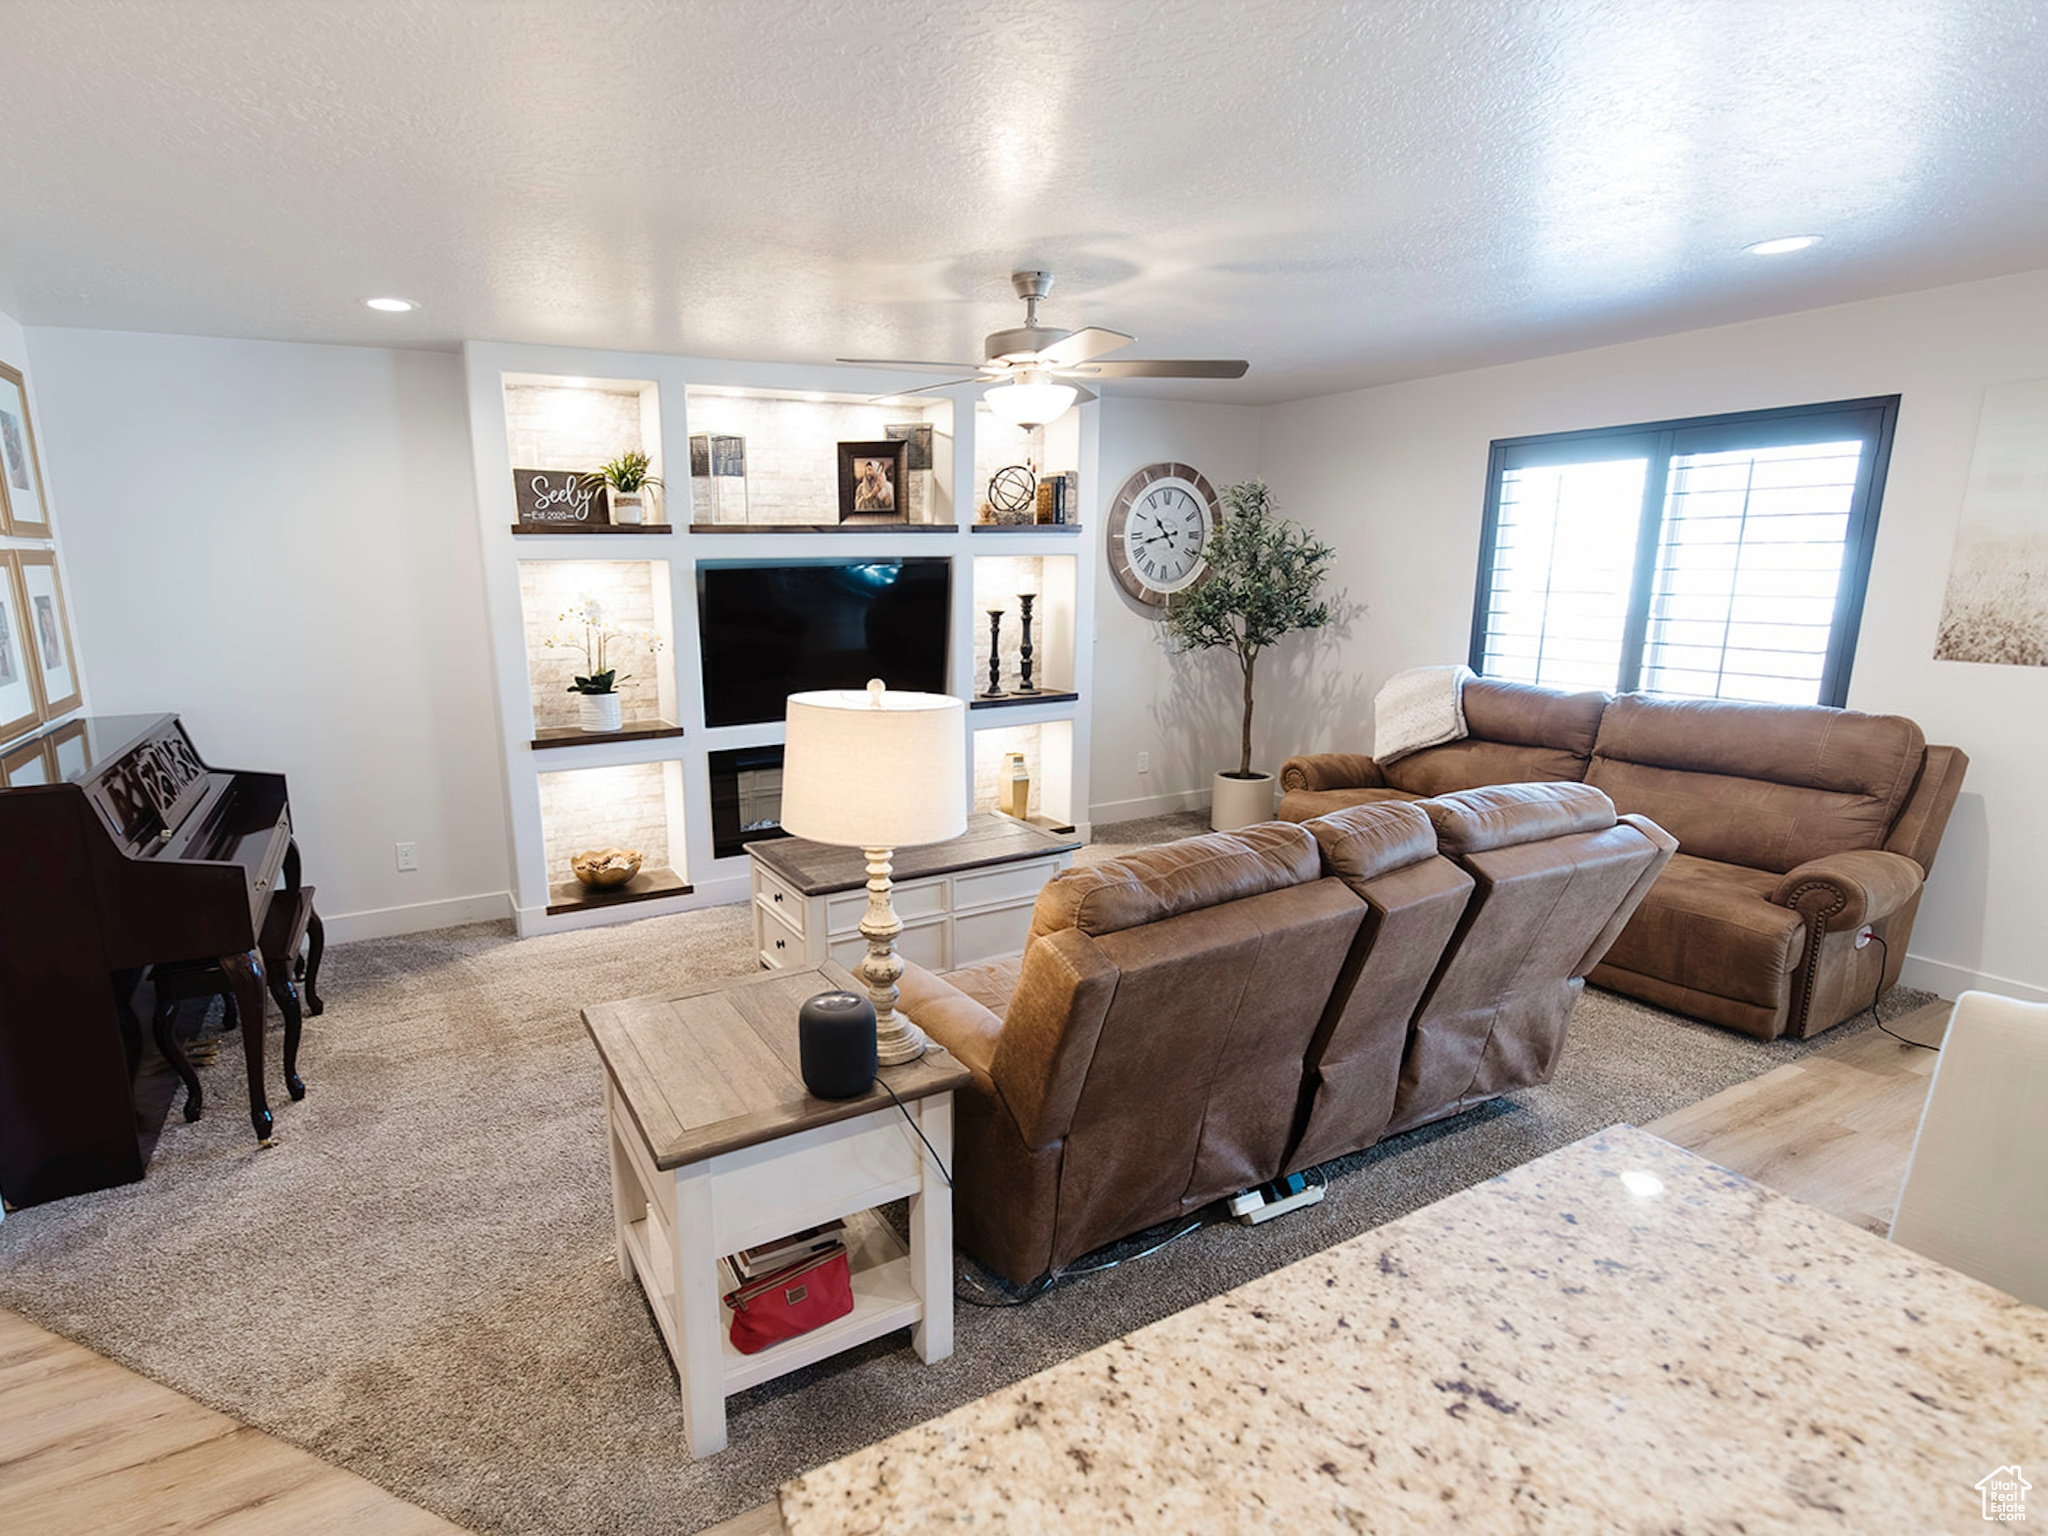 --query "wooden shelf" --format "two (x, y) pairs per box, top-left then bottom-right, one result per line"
(687, 522), (955, 535)
(969, 691), (1079, 711)
(531, 720), (685, 751)
(970, 523), (1082, 534)
(509, 523), (674, 536)
(546, 866), (692, 915)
